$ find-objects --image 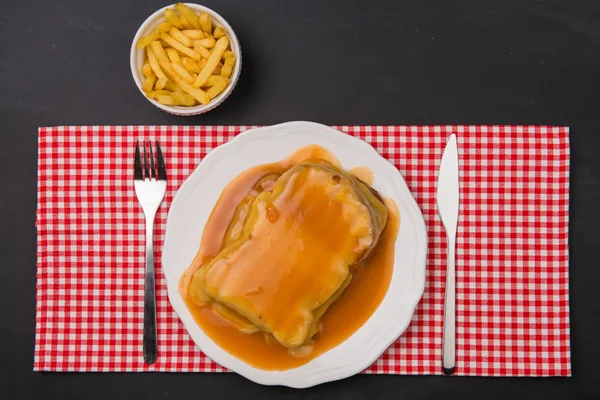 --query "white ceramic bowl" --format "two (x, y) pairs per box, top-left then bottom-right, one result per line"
(130, 3), (242, 116)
